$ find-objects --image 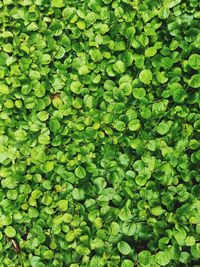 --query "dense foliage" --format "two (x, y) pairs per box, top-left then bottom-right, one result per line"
(0, 0), (200, 266)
